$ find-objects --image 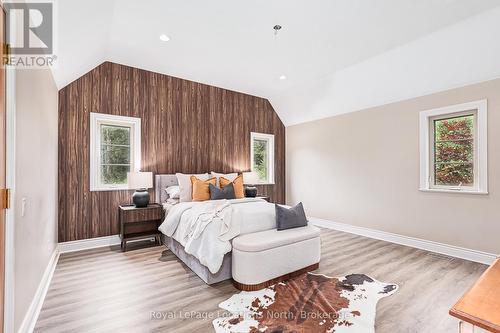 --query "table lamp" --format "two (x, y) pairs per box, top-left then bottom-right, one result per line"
(127, 172), (153, 207)
(243, 171), (260, 197)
